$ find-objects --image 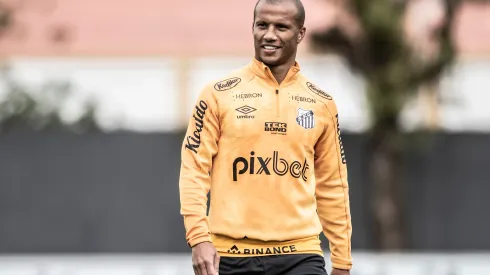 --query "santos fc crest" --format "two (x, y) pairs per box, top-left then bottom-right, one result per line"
(296, 108), (315, 129)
